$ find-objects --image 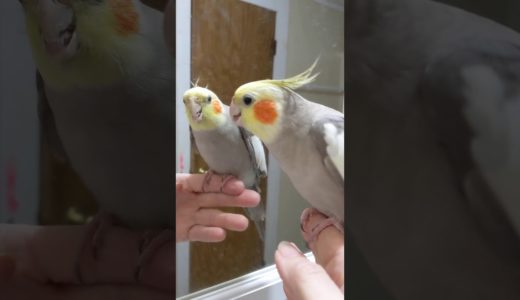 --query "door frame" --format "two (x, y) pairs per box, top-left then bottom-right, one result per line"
(175, 0), (289, 295)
